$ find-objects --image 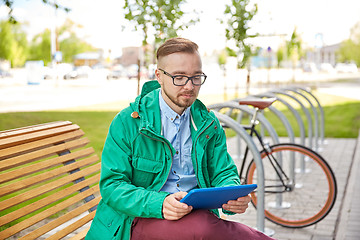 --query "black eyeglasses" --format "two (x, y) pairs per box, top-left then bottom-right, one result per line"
(158, 68), (207, 86)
